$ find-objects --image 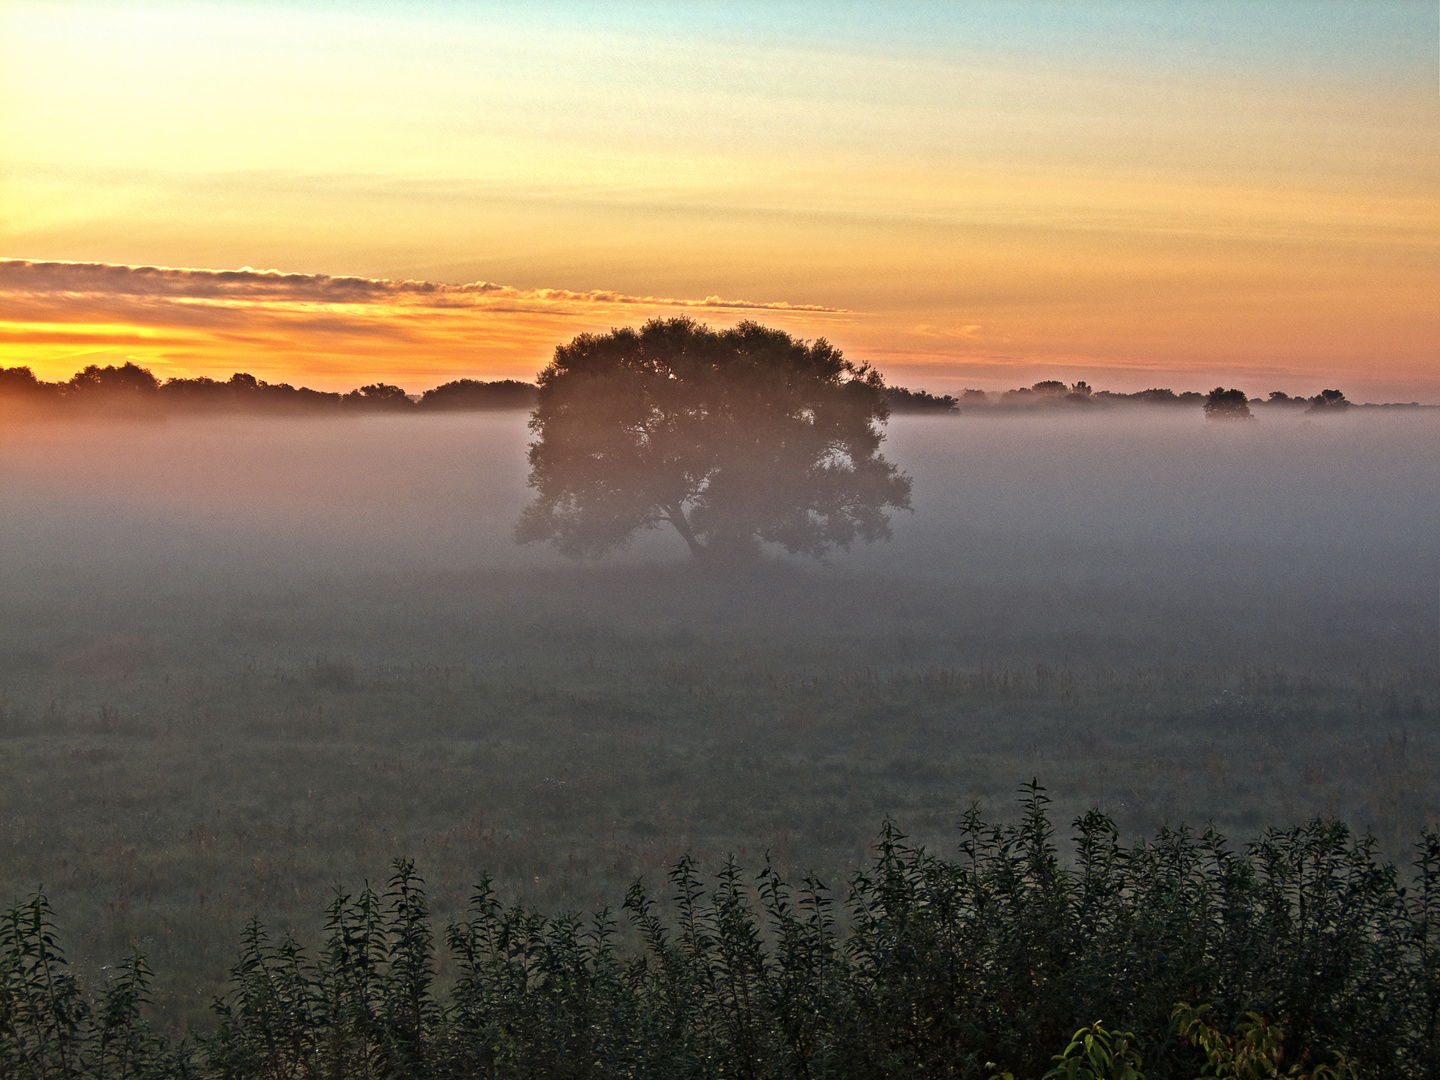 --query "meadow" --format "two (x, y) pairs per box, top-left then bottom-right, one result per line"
(1, 407), (1437, 1038)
